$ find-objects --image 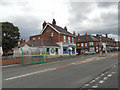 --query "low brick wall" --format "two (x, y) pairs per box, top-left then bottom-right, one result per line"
(1, 59), (22, 65)
(1, 54), (76, 65)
